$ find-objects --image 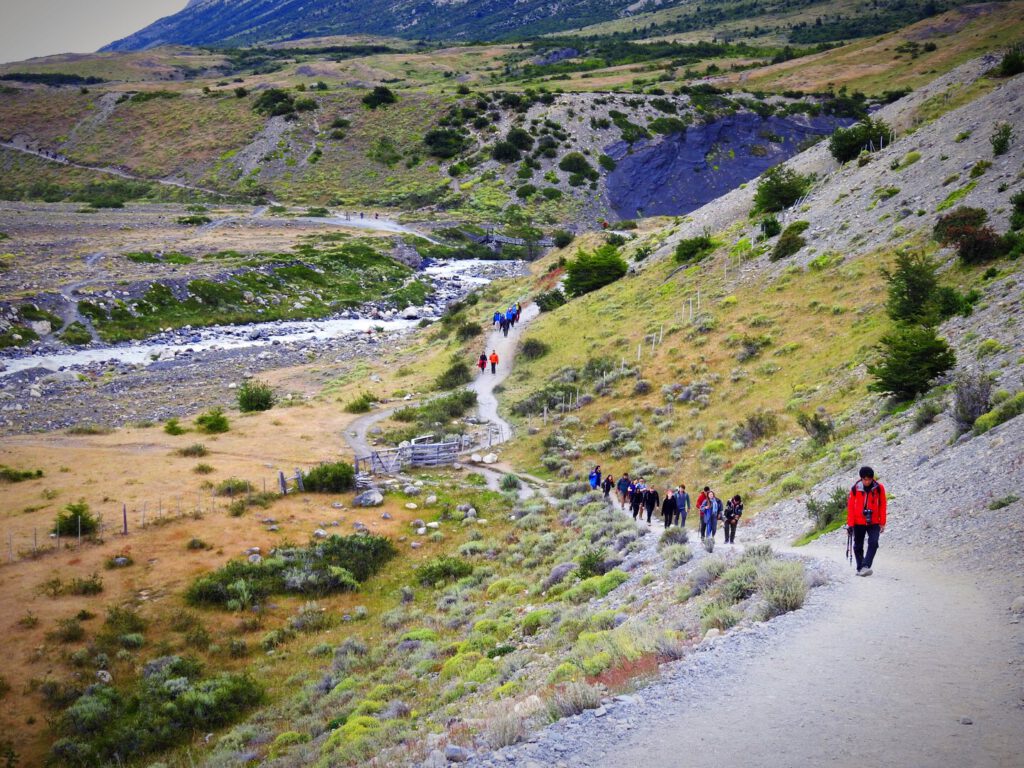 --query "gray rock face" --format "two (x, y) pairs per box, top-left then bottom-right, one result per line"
(354, 489), (384, 507)
(444, 744), (472, 762)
